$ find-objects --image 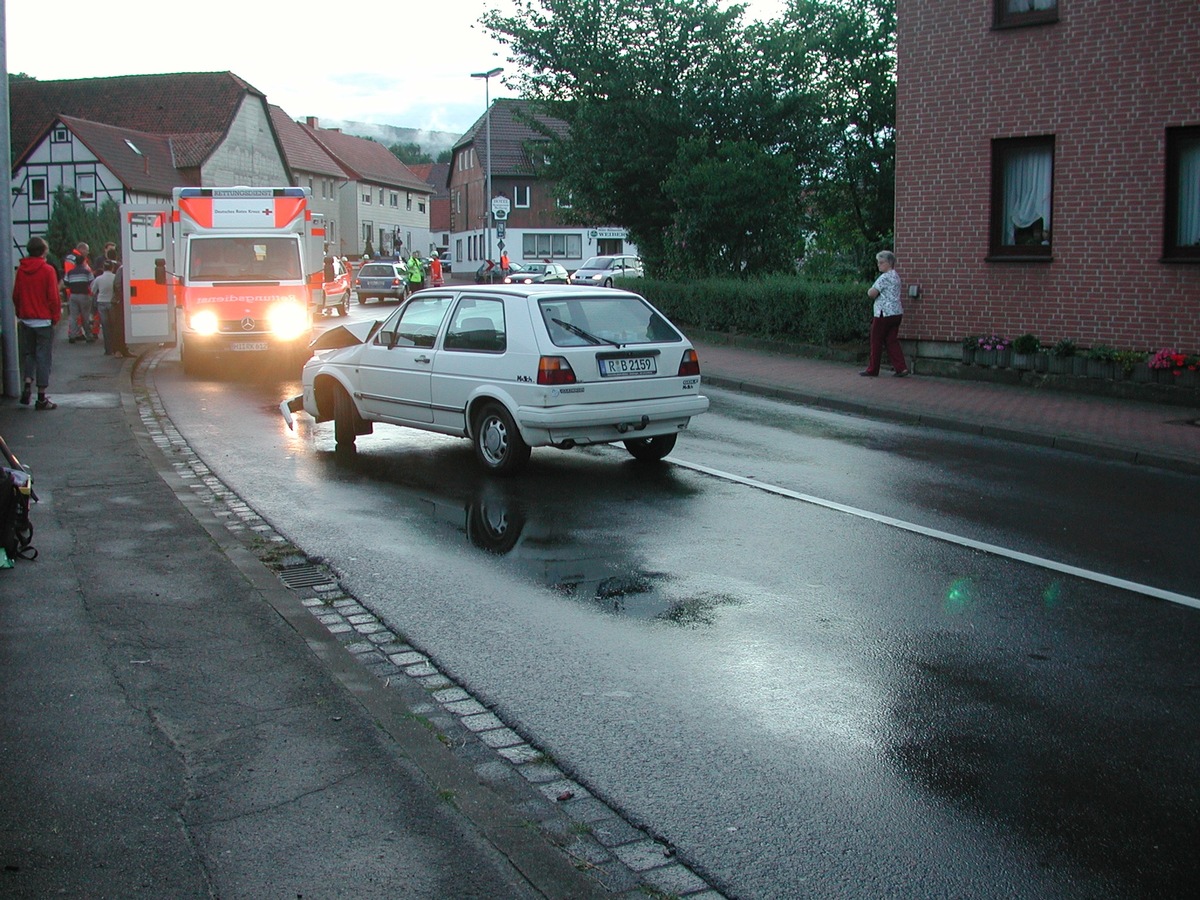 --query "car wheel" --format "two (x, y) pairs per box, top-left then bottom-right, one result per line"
(603, 278), (613, 288)
(333, 385), (358, 456)
(472, 402), (530, 476)
(623, 433), (677, 462)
